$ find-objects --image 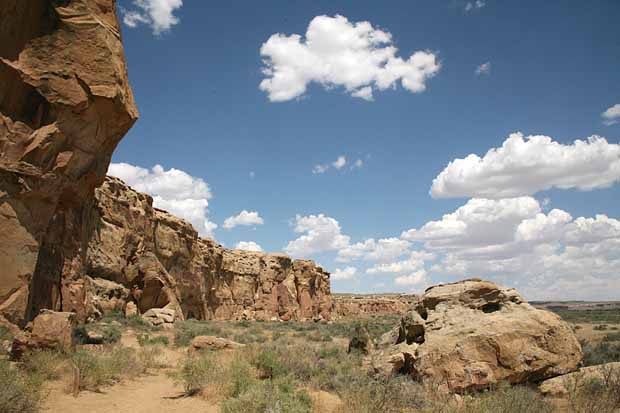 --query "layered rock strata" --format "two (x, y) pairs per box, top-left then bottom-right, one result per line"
(79, 177), (333, 322)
